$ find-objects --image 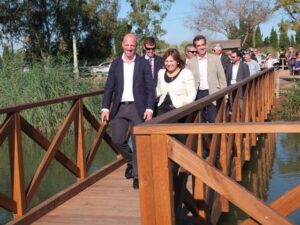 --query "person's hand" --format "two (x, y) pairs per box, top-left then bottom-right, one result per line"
(101, 111), (109, 125)
(143, 111), (153, 121)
